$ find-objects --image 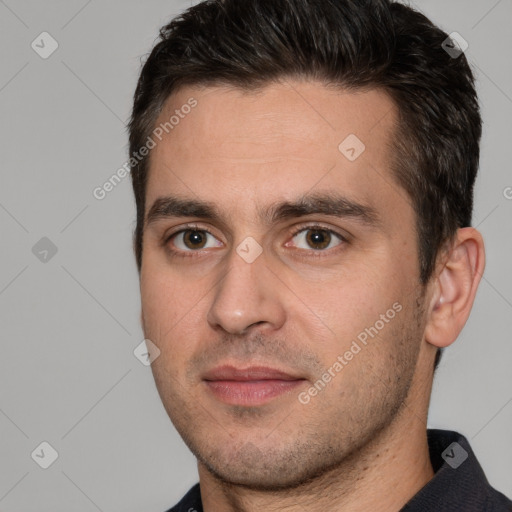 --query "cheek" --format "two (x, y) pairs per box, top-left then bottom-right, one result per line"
(140, 265), (207, 368)
(286, 269), (408, 378)
(140, 257), (199, 321)
(291, 262), (399, 329)
(140, 268), (189, 358)
(141, 276), (172, 333)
